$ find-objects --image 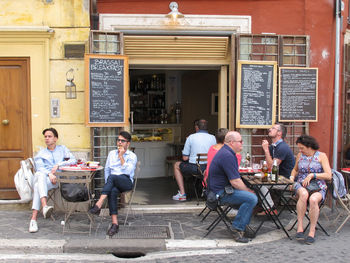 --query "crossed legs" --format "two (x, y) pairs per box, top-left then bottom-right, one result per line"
(89, 174), (133, 236)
